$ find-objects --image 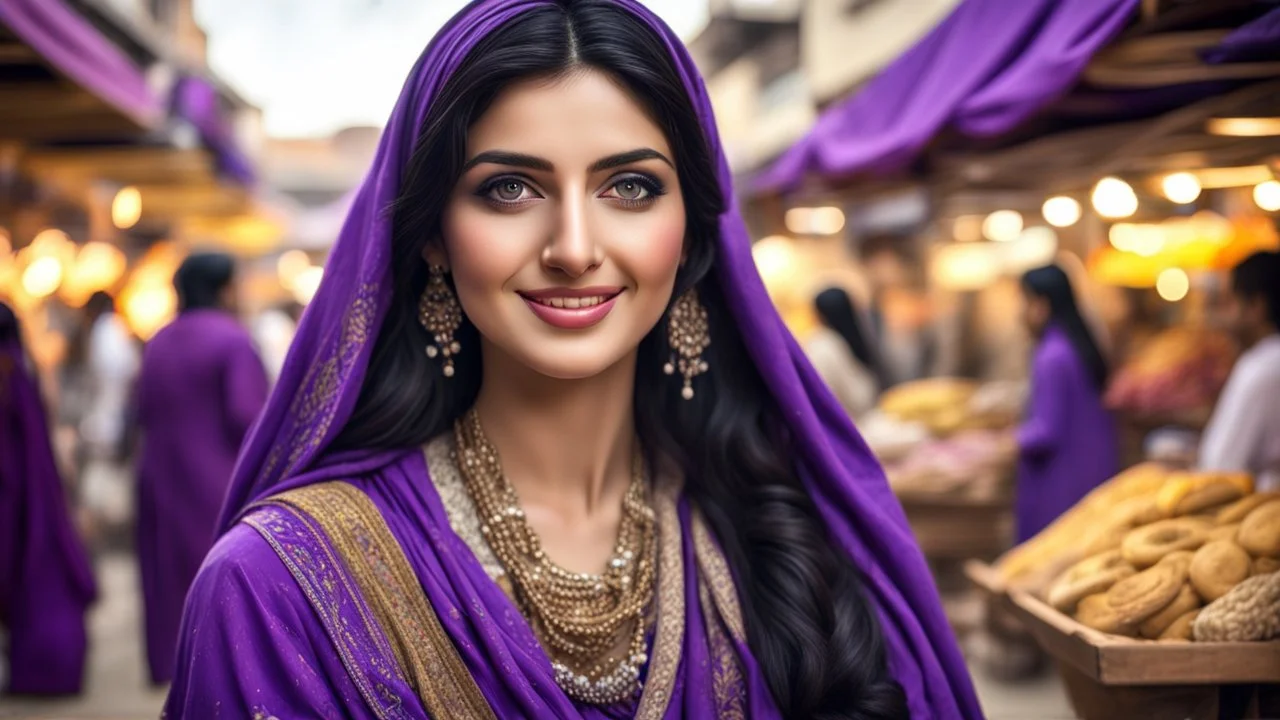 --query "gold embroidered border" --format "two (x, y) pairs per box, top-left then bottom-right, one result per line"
(691, 510), (747, 643)
(266, 481), (497, 720)
(699, 580), (747, 719)
(633, 474), (685, 720)
(243, 504), (408, 719)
